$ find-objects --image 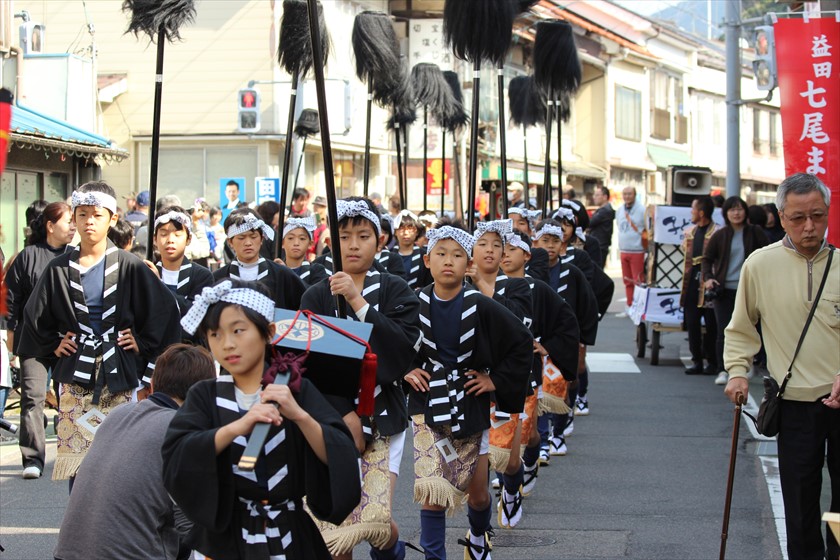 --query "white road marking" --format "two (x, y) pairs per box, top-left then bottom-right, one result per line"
(586, 352), (641, 373)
